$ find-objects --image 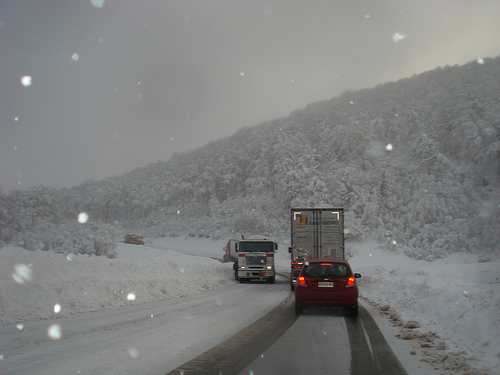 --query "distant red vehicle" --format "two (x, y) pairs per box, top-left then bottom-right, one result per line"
(124, 233), (144, 245)
(294, 259), (361, 316)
